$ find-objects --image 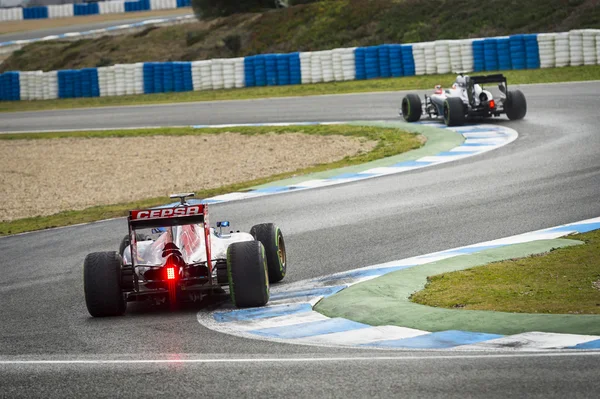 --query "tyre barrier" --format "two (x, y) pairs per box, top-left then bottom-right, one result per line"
(0, 0), (191, 21)
(2, 29), (599, 101)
